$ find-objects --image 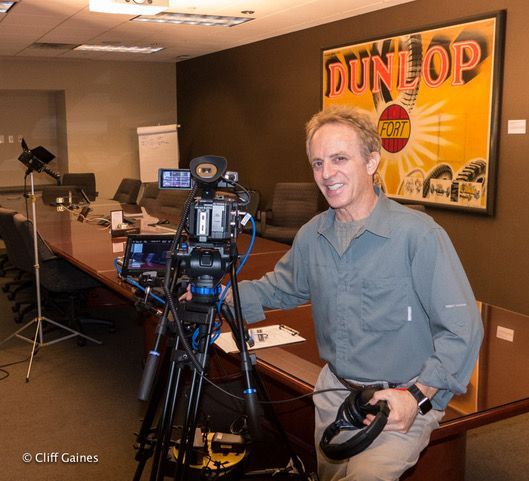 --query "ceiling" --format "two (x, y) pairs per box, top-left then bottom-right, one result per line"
(0, 0), (413, 63)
